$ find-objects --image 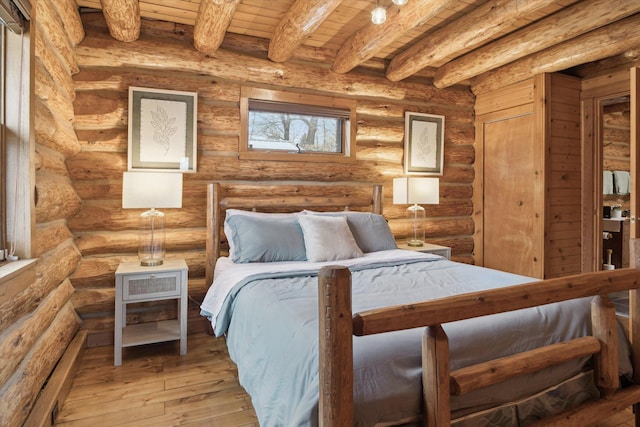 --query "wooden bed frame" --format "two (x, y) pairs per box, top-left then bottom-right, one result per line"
(205, 181), (640, 427)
